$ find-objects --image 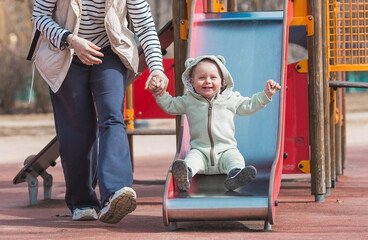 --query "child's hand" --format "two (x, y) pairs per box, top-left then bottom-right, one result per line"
(264, 79), (281, 99)
(145, 76), (160, 96)
(145, 70), (169, 96)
